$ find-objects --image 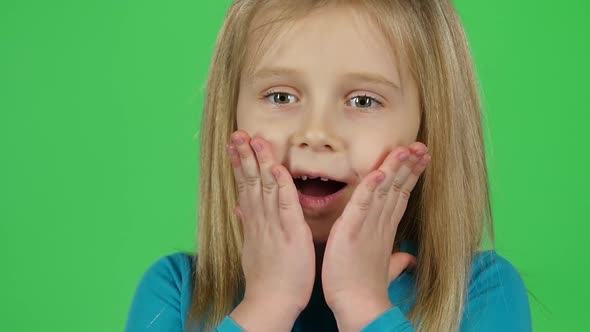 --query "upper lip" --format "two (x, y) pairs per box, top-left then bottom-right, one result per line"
(290, 169), (350, 184)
